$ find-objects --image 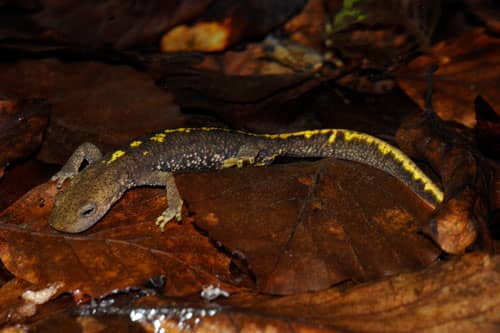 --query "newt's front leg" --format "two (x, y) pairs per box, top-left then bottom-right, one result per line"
(51, 143), (103, 187)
